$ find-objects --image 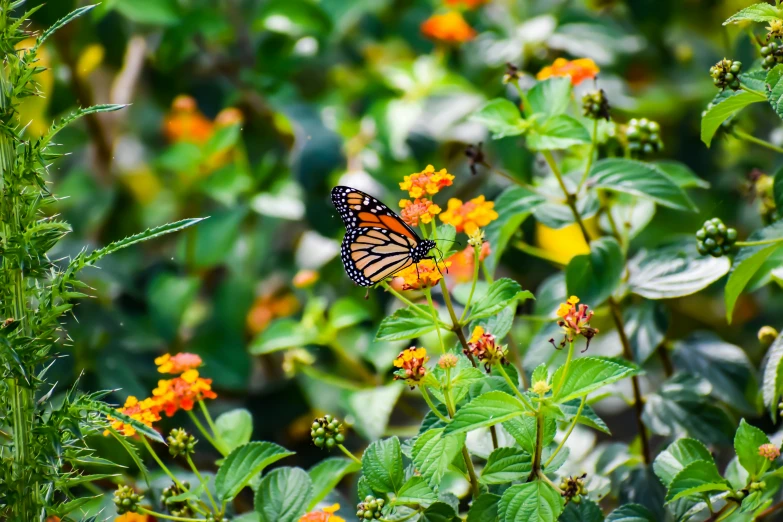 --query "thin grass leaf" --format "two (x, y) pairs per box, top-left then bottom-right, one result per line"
(35, 5), (97, 49)
(84, 400), (164, 443)
(40, 104), (127, 148)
